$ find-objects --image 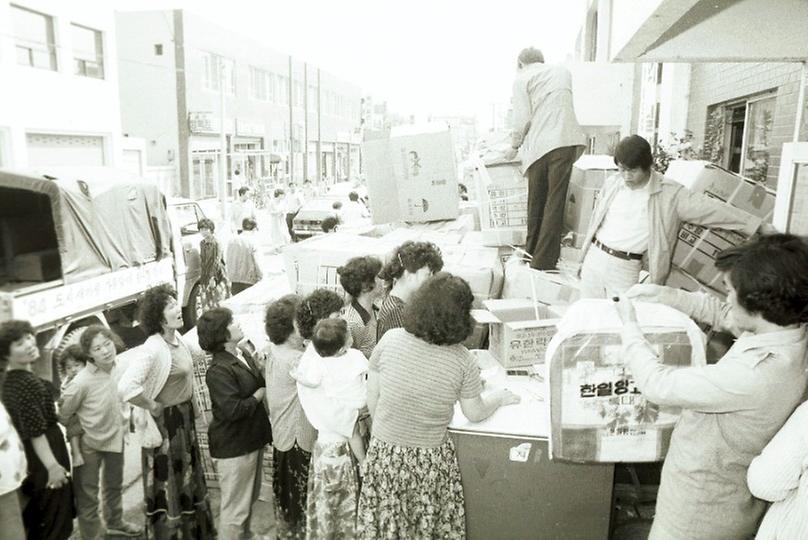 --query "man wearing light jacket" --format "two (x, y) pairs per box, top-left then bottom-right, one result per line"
(579, 134), (773, 298)
(508, 47), (586, 271)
